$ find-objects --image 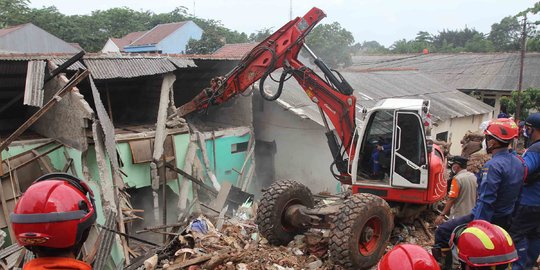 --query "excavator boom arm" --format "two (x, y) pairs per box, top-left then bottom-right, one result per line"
(178, 7), (357, 183)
